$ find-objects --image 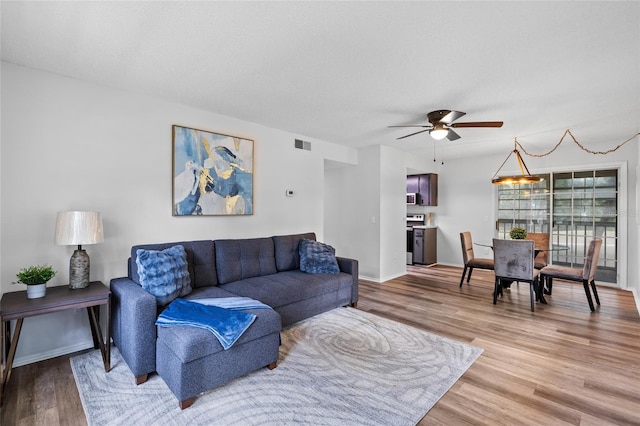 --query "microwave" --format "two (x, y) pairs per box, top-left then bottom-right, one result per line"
(406, 193), (420, 205)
